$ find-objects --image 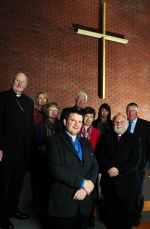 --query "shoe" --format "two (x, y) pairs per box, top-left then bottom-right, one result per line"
(10, 210), (29, 220)
(132, 219), (140, 227)
(132, 218), (140, 227)
(0, 219), (14, 229)
(88, 218), (95, 229)
(132, 214), (142, 227)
